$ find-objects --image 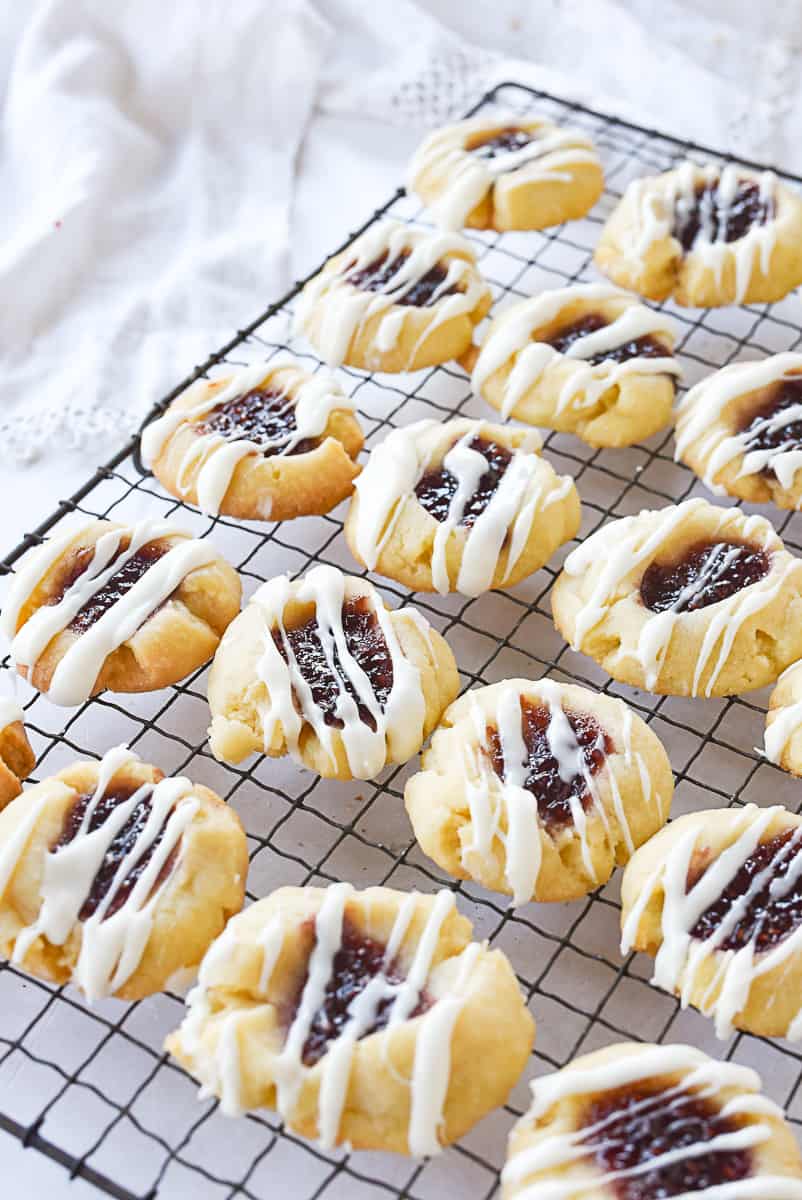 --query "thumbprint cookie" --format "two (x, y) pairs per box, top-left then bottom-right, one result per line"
(166, 883), (534, 1153)
(207, 565), (459, 779)
(407, 114), (603, 232)
(469, 284), (680, 449)
(766, 659), (802, 776)
(293, 219), (492, 372)
(405, 679), (672, 905)
(140, 357), (363, 520)
(2, 519), (241, 706)
(0, 744), (247, 1001)
(551, 497), (802, 697)
(343, 418), (580, 597)
(595, 160), (802, 306)
(503, 1042), (802, 1199)
(0, 700), (35, 811)
(676, 354), (802, 511)
(622, 804), (802, 1040)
